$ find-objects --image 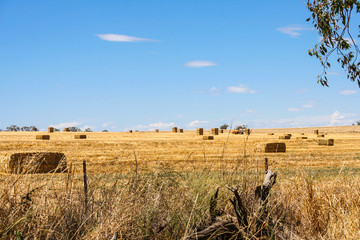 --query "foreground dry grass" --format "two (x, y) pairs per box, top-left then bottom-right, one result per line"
(0, 126), (360, 239)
